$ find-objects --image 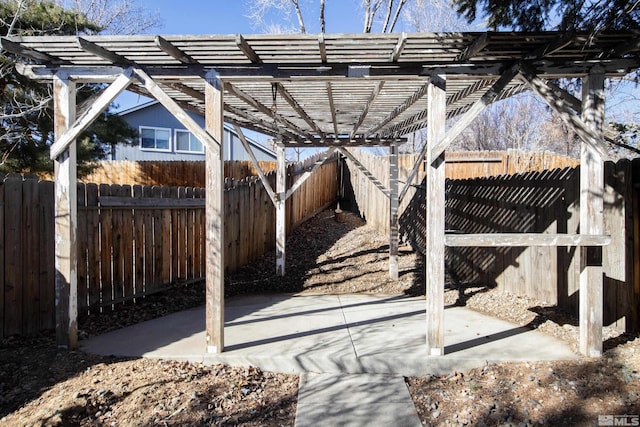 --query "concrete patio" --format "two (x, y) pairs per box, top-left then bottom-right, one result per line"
(81, 293), (577, 376)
